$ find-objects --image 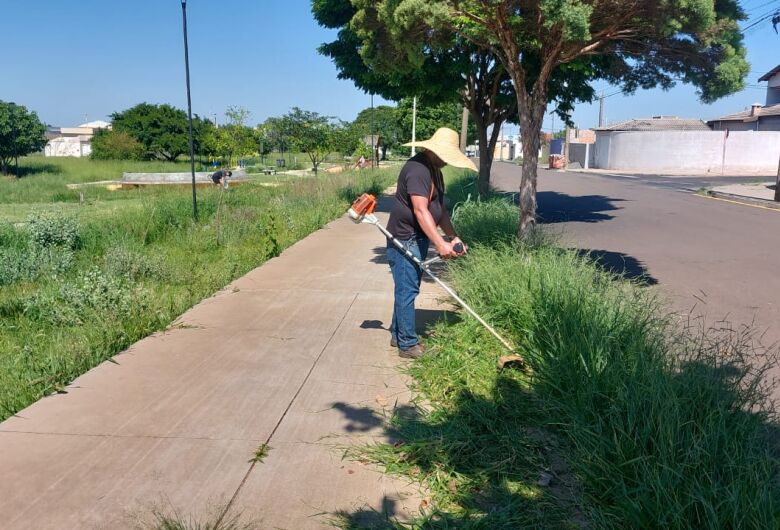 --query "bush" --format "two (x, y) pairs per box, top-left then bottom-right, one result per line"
(90, 129), (144, 161)
(24, 268), (146, 326)
(103, 246), (171, 281)
(452, 197), (519, 246)
(0, 245), (75, 286)
(27, 213), (80, 249)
